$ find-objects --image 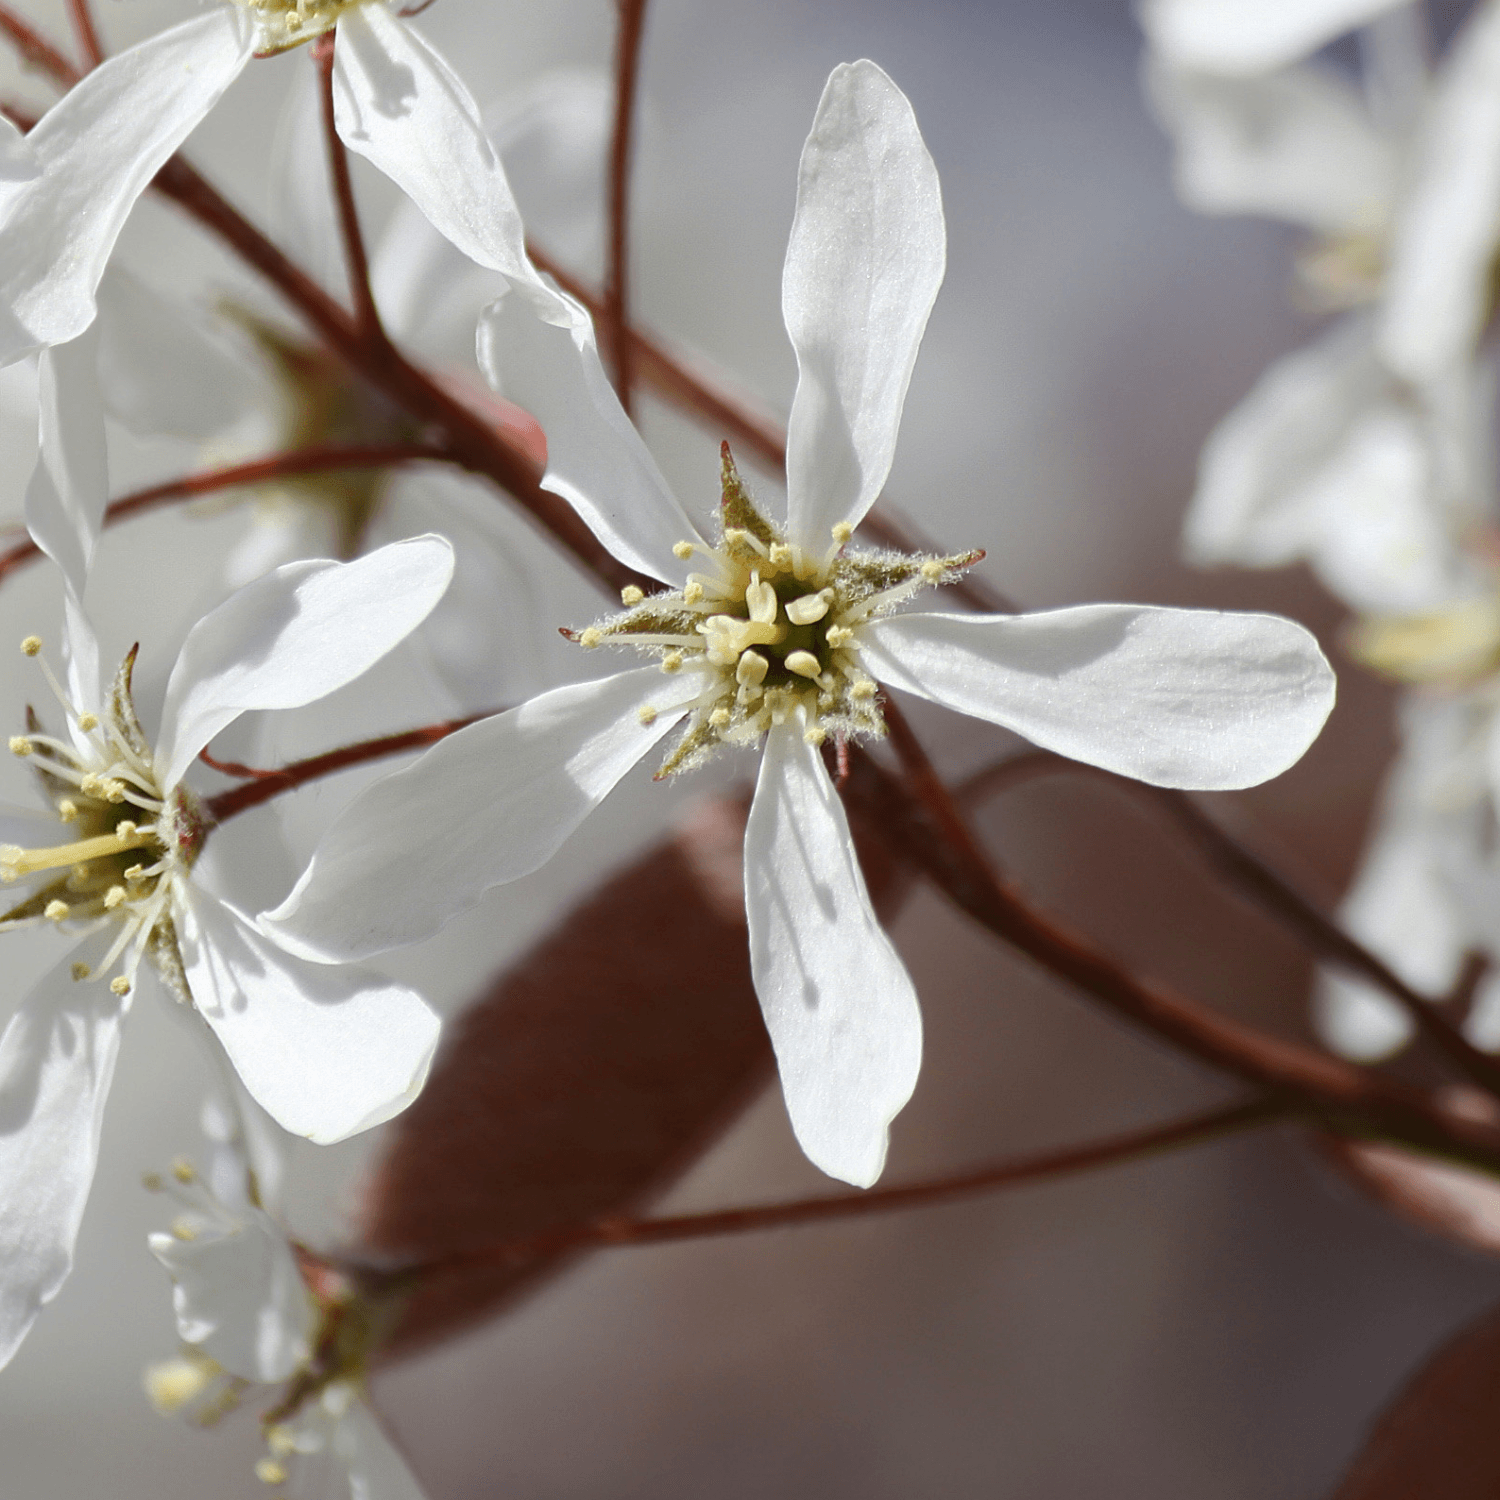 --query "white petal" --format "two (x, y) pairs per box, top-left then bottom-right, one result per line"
(1140, 0), (1408, 75)
(744, 723), (921, 1187)
(261, 665), (698, 962)
(335, 1401), (429, 1500)
(1144, 60), (1395, 232)
(478, 288), (710, 585)
(1380, 0), (1500, 383)
(96, 267), (257, 440)
(148, 1206), (313, 1383)
(179, 892), (439, 1145)
(0, 113), (36, 227)
(862, 606), (1335, 790)
(0, 10), (253, 363)
(24, 325), (106, 602)
(331, 4), (562, 320)
(156, 536), (455, 790)
(0, 934), (126, 1371)
(782, 61), (944, 551)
